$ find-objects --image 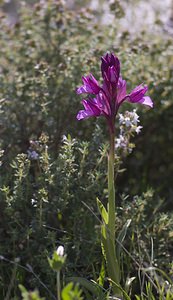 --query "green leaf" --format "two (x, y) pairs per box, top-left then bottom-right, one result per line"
(66, 277), (106, 299)
(62, 283), (83, 300)
(108, 279), (131, 300)
(19, 285), (45, 300)
(116, 219), (131, 261)
(97, 198), (108, 224)
(125, 276), (136, 293)
(135, 295), (141, 300)
(98, 260), (106, 287)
